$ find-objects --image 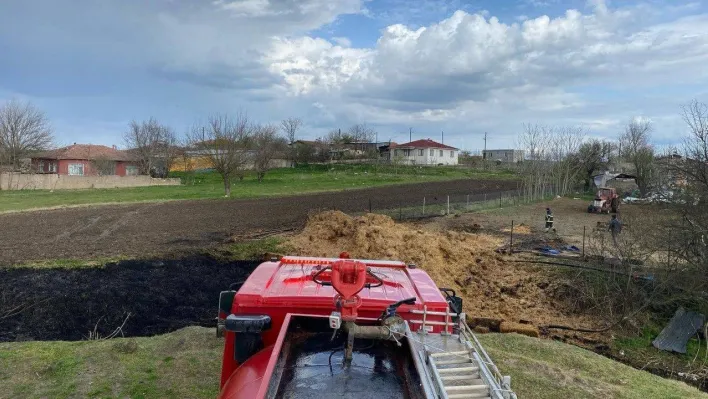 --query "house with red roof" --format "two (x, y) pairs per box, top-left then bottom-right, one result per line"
(389, 139), (459, 165)
(30, 144), (139, 176)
